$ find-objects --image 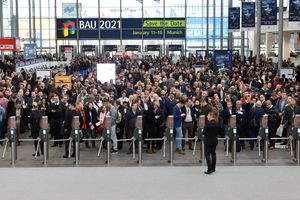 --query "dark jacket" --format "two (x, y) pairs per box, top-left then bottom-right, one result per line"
(64, 109), (82, 136)
(265, 106), (280, 127)
(181, 105), (196, 122)
(282, 105), (295, 127)
(202, 120), (222, 146)
(49, 102), (64, 122)
(85, 108), (98, 128)
(29, 110), (43, 137)
(126, 109), (142, 130)
(223, 108), (236, 125)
